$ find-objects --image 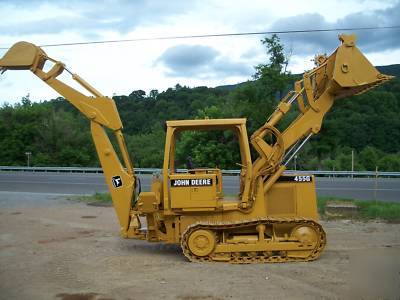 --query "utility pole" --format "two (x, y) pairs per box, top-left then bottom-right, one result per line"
(294, 155), (297, 171)
(25, 152), (31, 168)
